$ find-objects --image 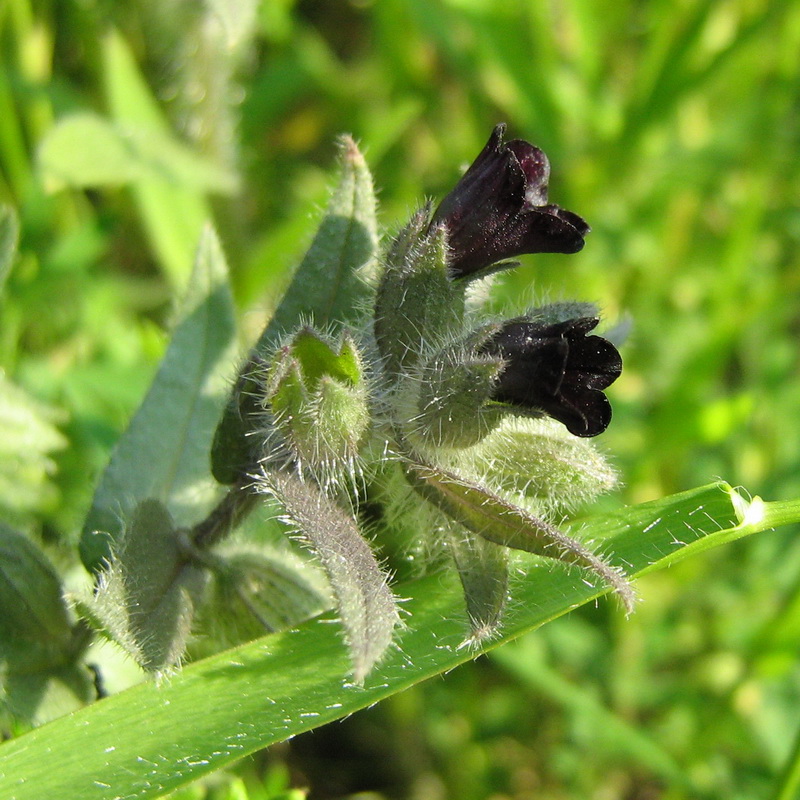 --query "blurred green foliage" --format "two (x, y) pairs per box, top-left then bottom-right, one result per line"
(1, 0), (799, 797)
